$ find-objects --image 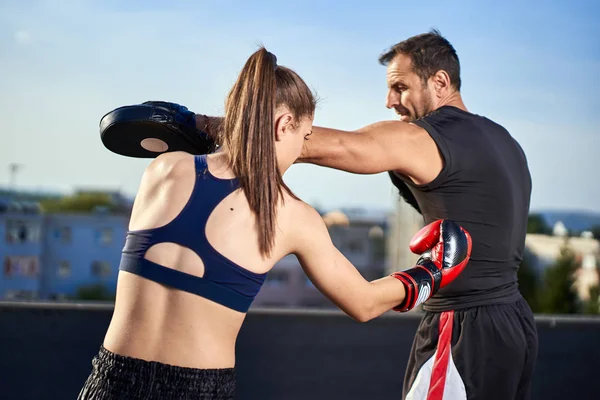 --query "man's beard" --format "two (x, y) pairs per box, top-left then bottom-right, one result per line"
(414, 91), (435, 120)
(397, 91), (435, 122)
